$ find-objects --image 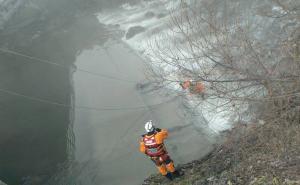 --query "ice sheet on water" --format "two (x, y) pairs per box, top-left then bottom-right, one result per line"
(97, 0), (232, 133)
